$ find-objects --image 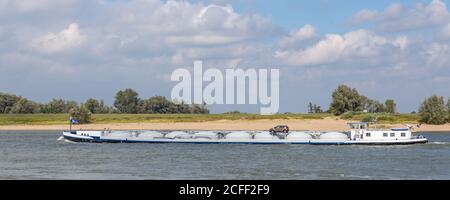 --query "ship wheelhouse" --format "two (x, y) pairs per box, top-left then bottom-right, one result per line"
(348, 122), (412, 141)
